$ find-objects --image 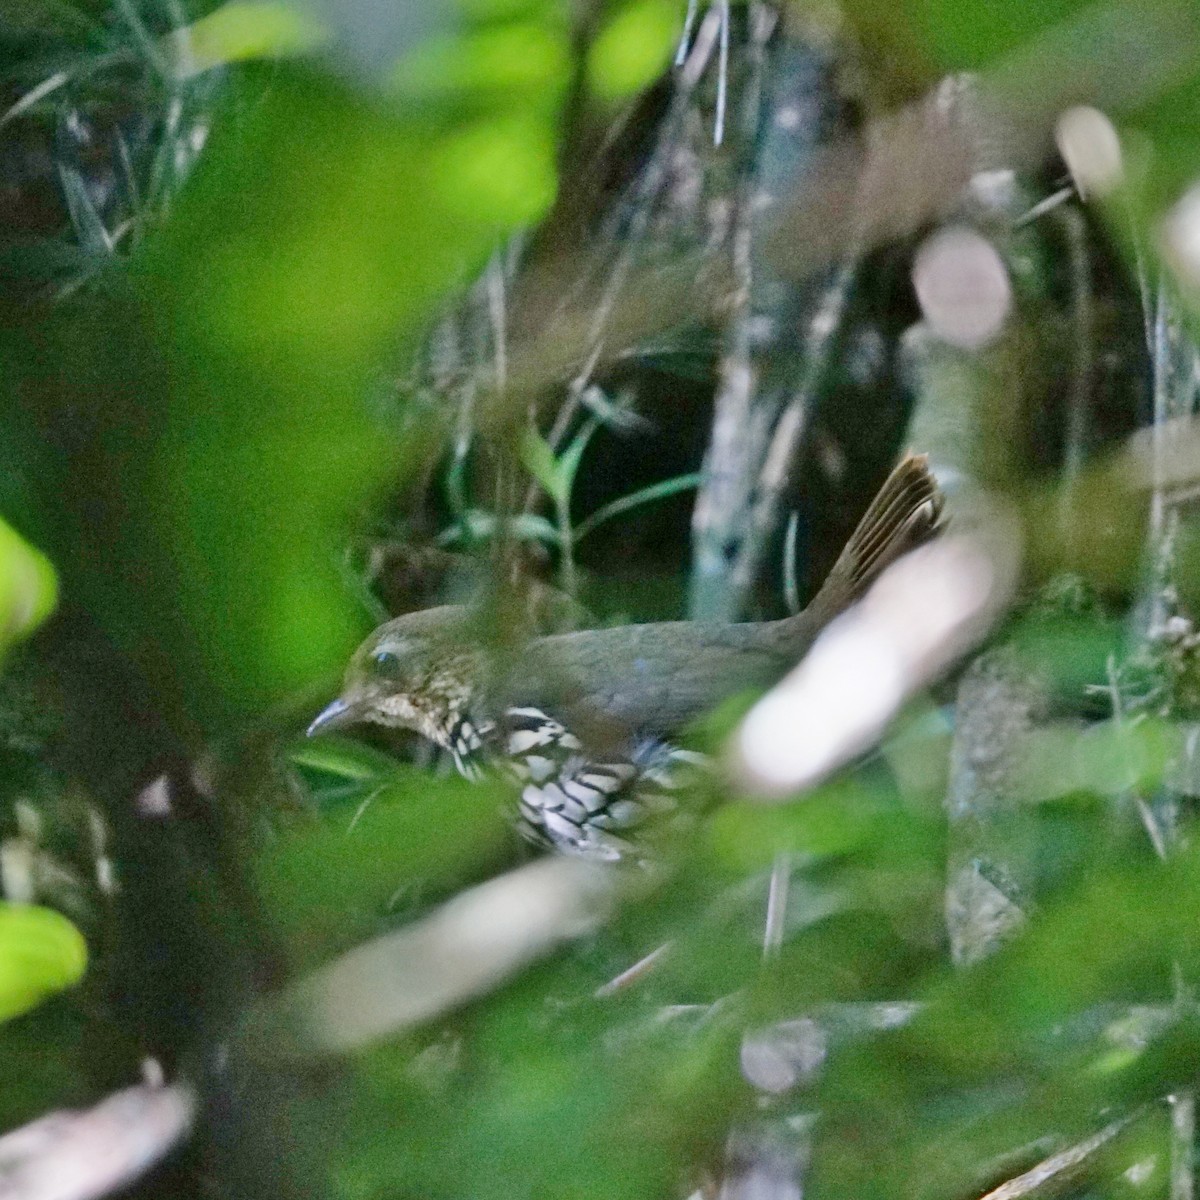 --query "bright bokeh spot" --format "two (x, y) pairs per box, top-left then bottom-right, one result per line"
(434, 113), (559, 225)
(588, 0), (679, 100)
(0, 904), (87, 1024)
(0, 518), (56, 650)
